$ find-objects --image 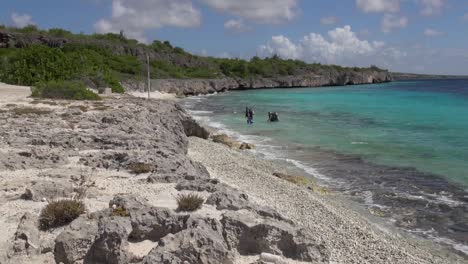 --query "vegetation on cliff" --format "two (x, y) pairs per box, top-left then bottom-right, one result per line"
(0, 25), (388, 90)
(32, 80), (101, 100)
